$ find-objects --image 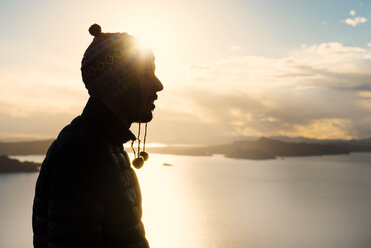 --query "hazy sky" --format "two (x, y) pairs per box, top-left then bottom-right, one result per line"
(0, 0), (371, 144)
